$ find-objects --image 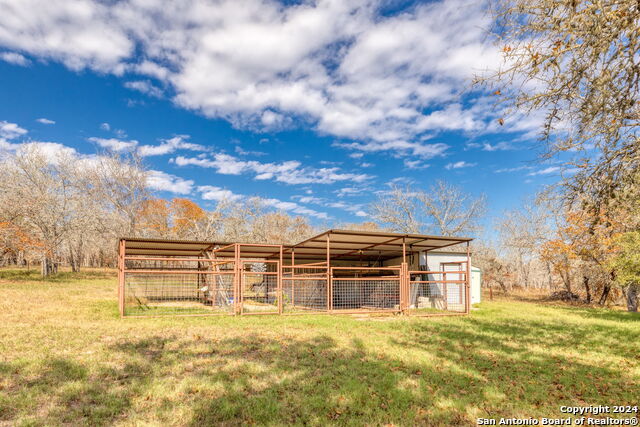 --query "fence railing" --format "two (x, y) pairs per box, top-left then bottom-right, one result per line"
(119, 255), (469, 317)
